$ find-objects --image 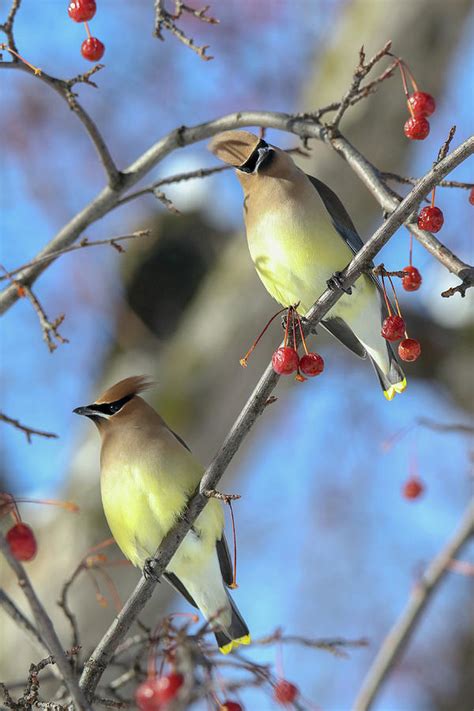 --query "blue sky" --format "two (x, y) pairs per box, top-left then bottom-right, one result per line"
(1, 3), (473, 709)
